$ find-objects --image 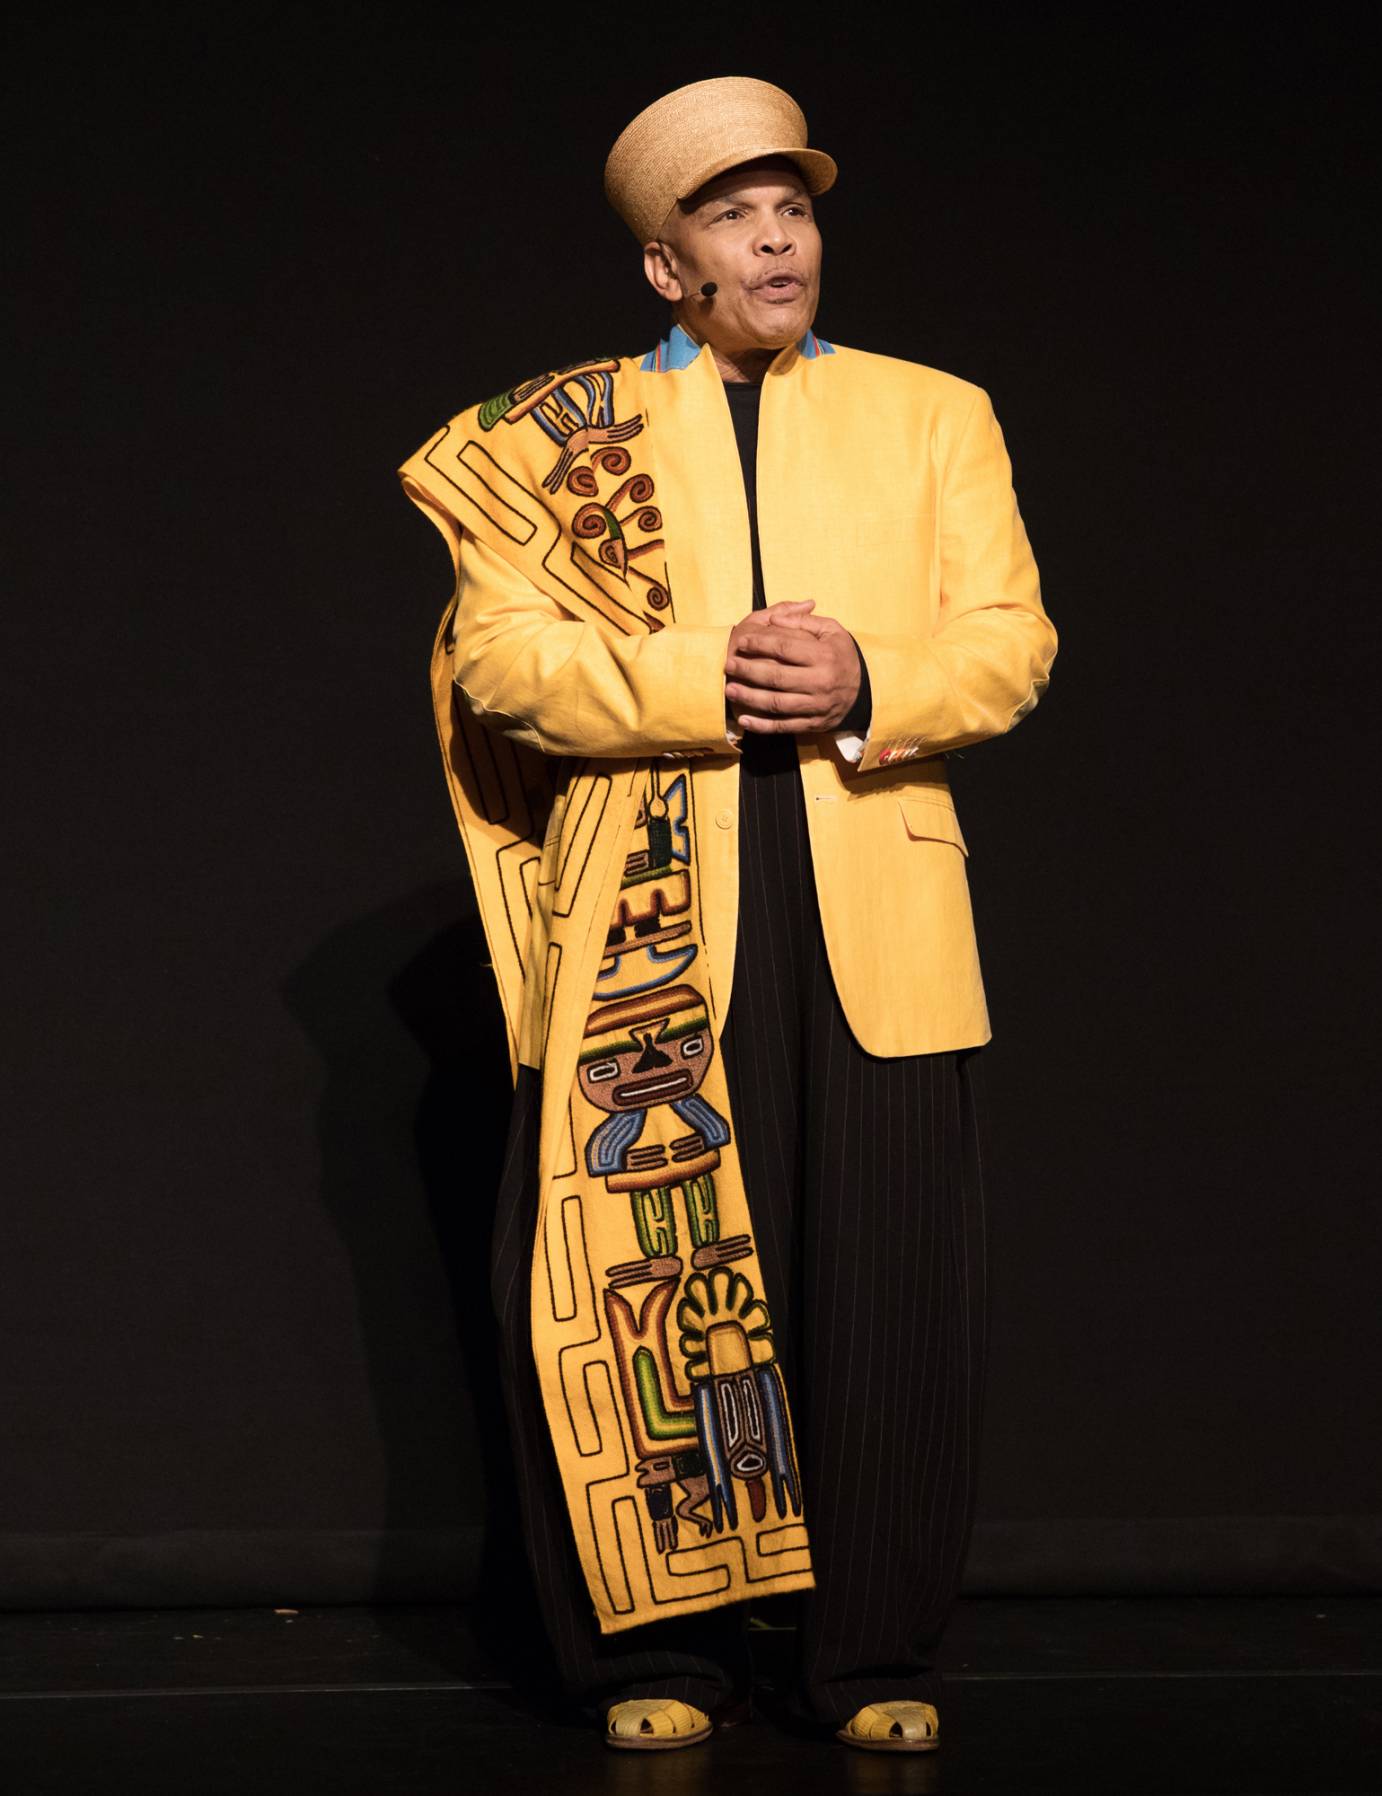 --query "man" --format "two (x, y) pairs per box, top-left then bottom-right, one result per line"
(398, 76), (1056, 1754)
